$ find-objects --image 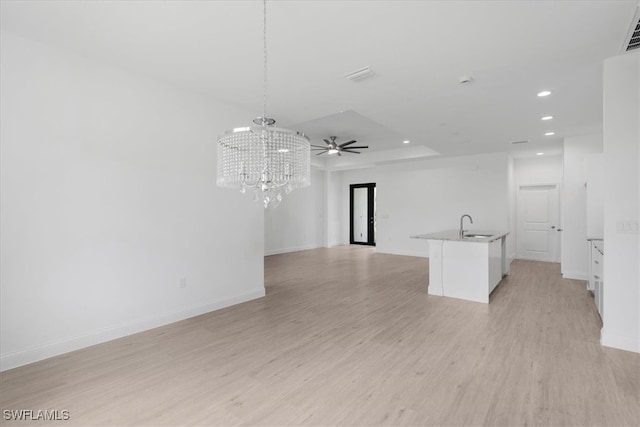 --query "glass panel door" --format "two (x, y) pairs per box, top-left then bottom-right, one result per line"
(353, 187), (369, 243)
(350, 183), (376, 246)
